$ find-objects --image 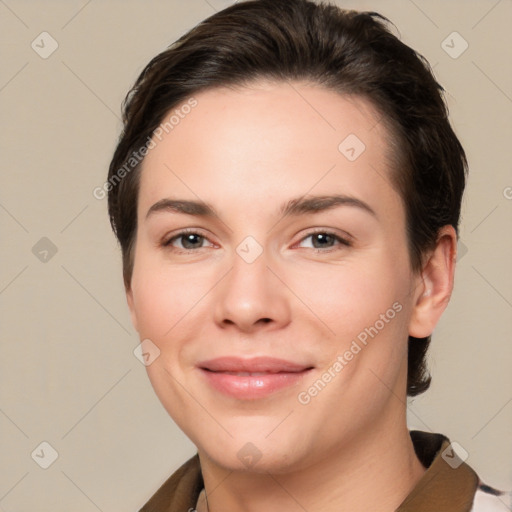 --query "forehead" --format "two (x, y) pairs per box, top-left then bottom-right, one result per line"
(138, 80), (400, 222)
